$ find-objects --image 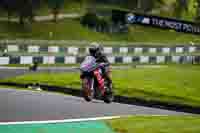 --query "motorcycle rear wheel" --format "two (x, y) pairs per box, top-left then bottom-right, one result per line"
(103, 91), (114, 103)
(103, 83), (114, 103)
